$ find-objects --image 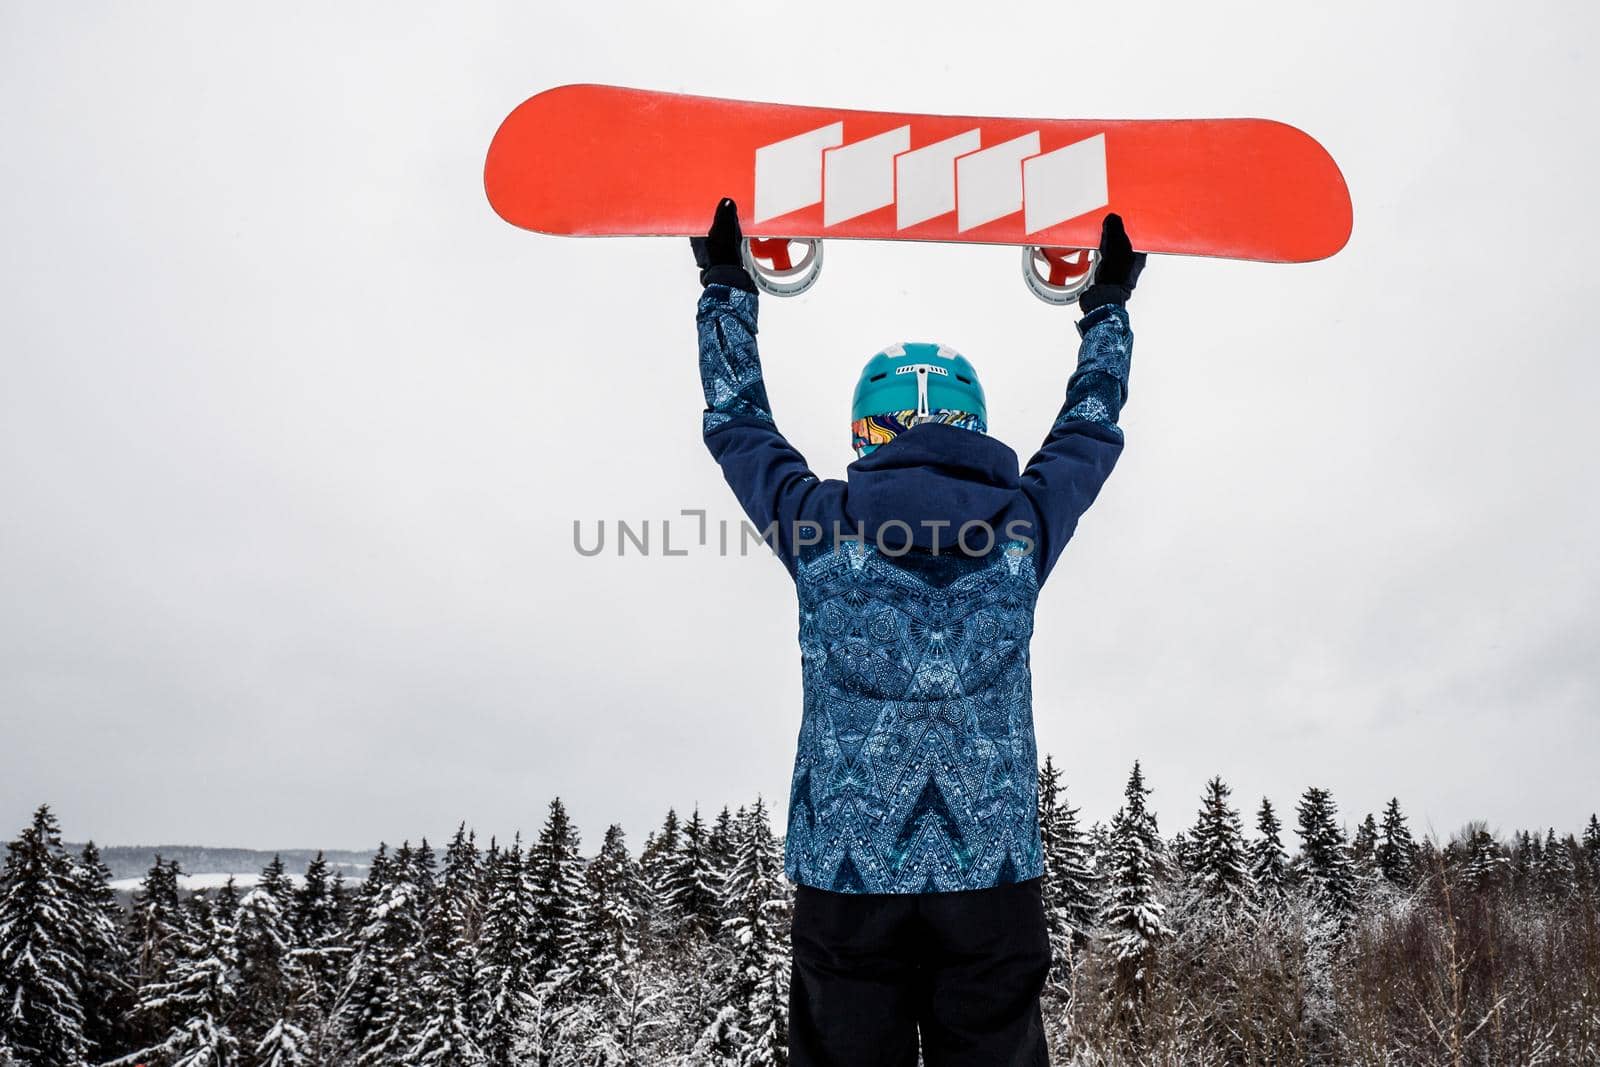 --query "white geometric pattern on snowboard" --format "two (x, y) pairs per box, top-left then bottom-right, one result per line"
(754, 124), (1108, 231)
(754, 122), (845, 222)
(823, 125), (911, 225)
